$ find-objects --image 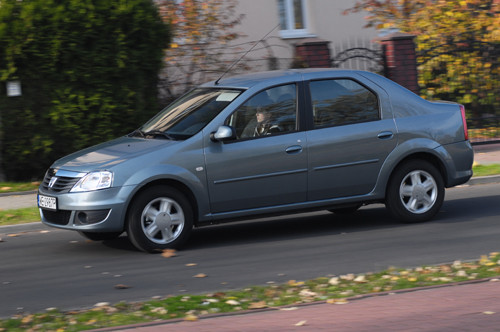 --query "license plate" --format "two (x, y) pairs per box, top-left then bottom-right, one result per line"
(38, 195), (57, 210)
